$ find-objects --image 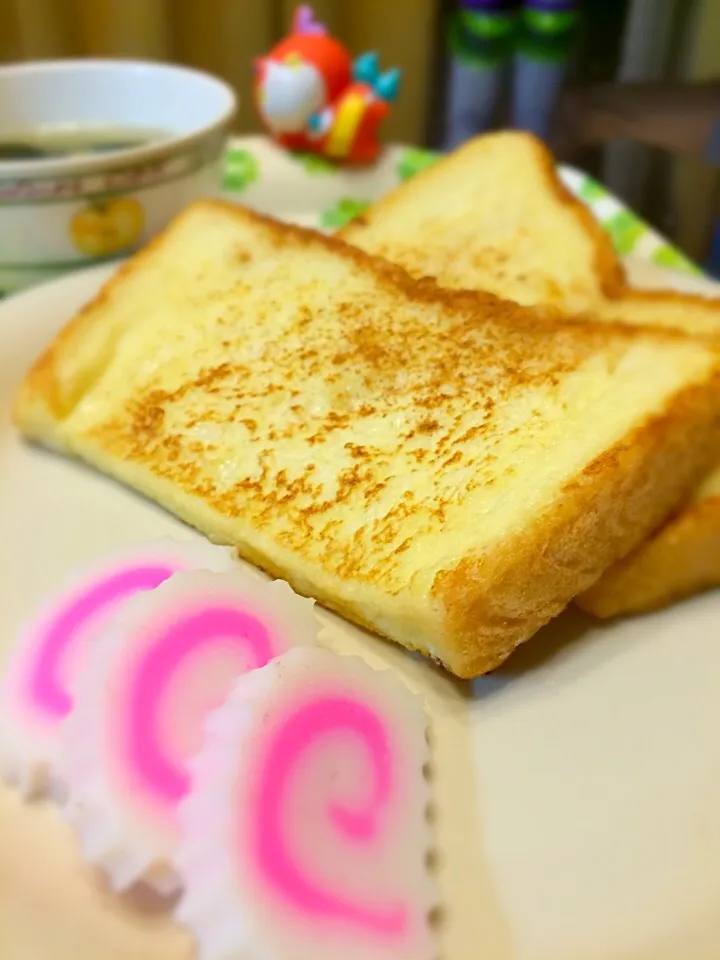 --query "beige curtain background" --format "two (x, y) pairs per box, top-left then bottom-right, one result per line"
(0, 0), (439, 144)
